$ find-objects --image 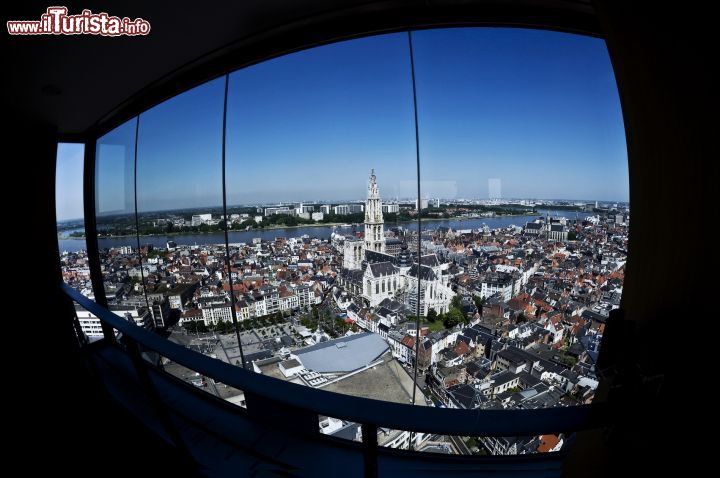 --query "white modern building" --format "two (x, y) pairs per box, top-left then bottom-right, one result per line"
(264, 206), (292, 216)
(75, 305), (104, 338)
(191, 213), (212, 226)
(479, 272), (516, 301)
(381, 203), (399, 213)
(333, 205), (350, 215)
(200, 303), (233, 325)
